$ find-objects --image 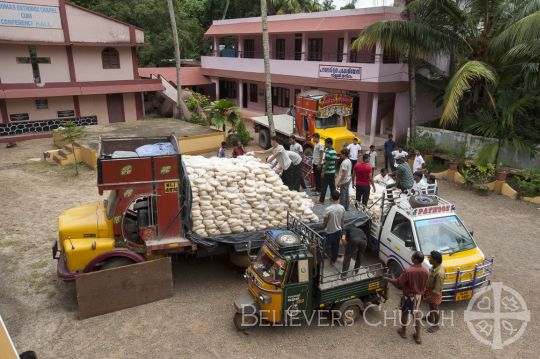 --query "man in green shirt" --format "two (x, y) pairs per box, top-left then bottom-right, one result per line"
(425, 250), (445, 332)
(391, 157), (414, 191)
(317, 138), (338, 204)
